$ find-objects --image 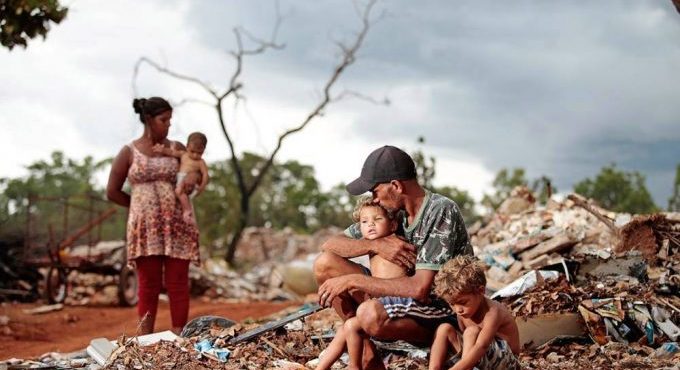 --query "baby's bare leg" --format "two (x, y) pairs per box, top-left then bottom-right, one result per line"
(176, 176), (197, 224)
(345, 317), (365, 370)
(315, 325), (347, 370)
